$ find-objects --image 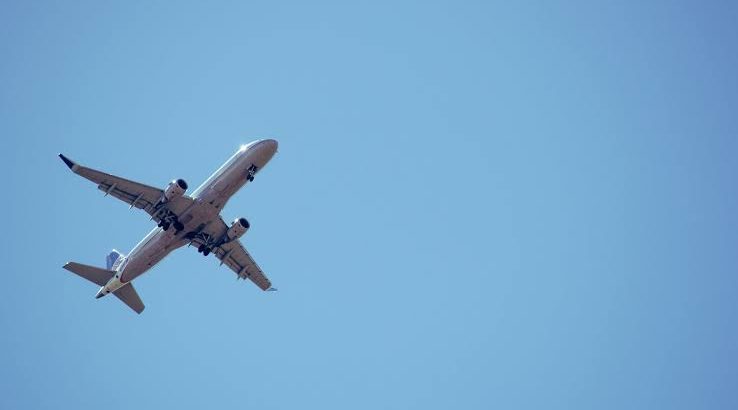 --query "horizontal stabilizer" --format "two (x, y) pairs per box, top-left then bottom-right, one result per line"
(63, 262), (115, 287)
(113, 284), (145, 314)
